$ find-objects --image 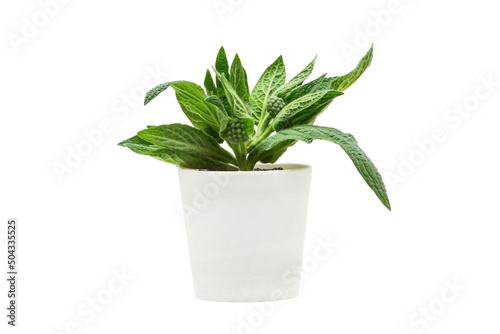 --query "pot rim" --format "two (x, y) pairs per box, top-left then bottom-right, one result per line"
(178, 163), (311, 173)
